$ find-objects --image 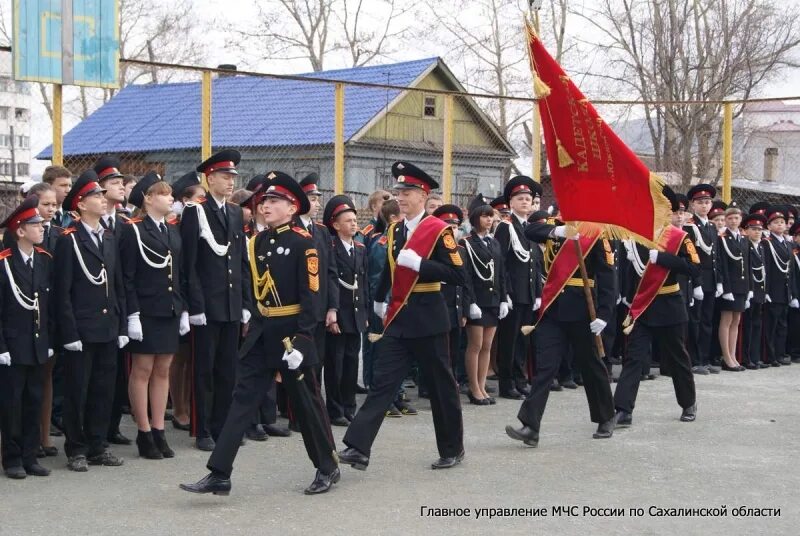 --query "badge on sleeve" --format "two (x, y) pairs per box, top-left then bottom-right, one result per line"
(306, 249), (319, 292)
(684, 238), (700, 264)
